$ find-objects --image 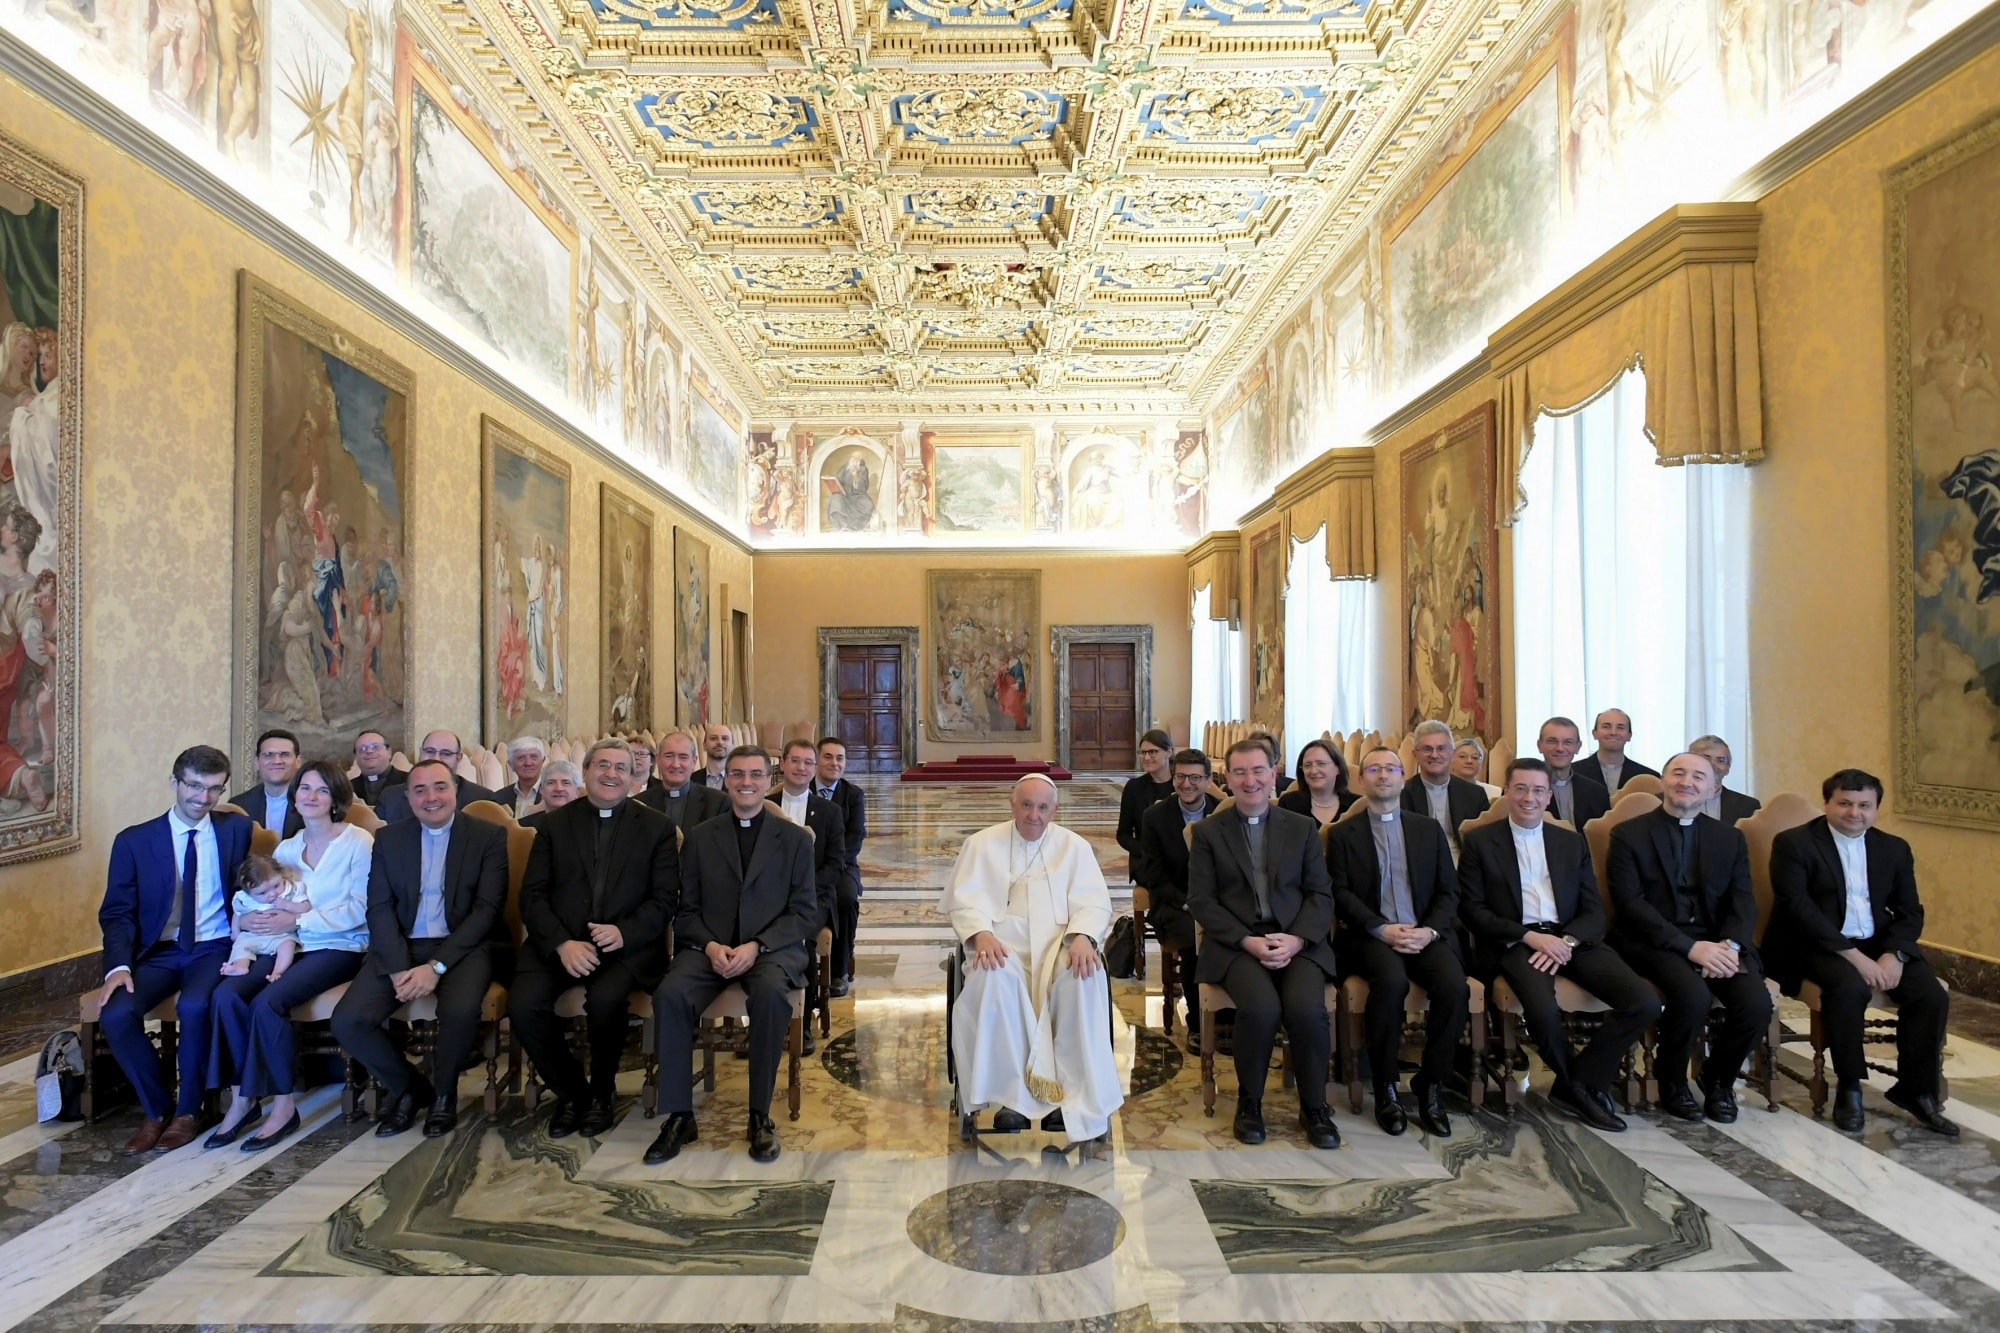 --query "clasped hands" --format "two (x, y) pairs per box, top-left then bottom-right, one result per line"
(390, 963), (438, 1002)
(557, 924), (627, 978)
(704, 939), (762, 979)
(238, 900), (308, 936)
(966, 930), (1101, 978)
(1843, 947), (1903, 993)
(1521, 929), (1573, 974)
(1243, 931), (1307, 969)
(1374, 923), (1435, 957)
(1687, 939), (1741, 979)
